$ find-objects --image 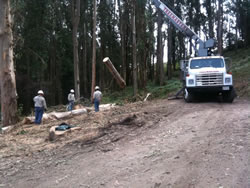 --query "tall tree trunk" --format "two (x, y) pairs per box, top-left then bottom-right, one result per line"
(217, 0), (223, 55)
(82, 22), (88, 97)
(72, 0), (80, 99)
(156, 10), (164, 85)
(0, 0), (18, 126)
(167, 23), (173, 80)
(206, 0), (215, 39)
(118, 0), (126, 83)
(91, 0), (97, 100)
(132, 0), (138, 96)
